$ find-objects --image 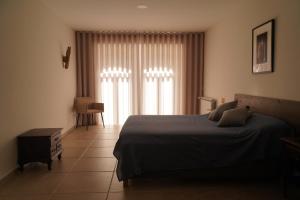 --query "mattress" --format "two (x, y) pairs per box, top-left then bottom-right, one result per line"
(113, 113), (293, 181)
